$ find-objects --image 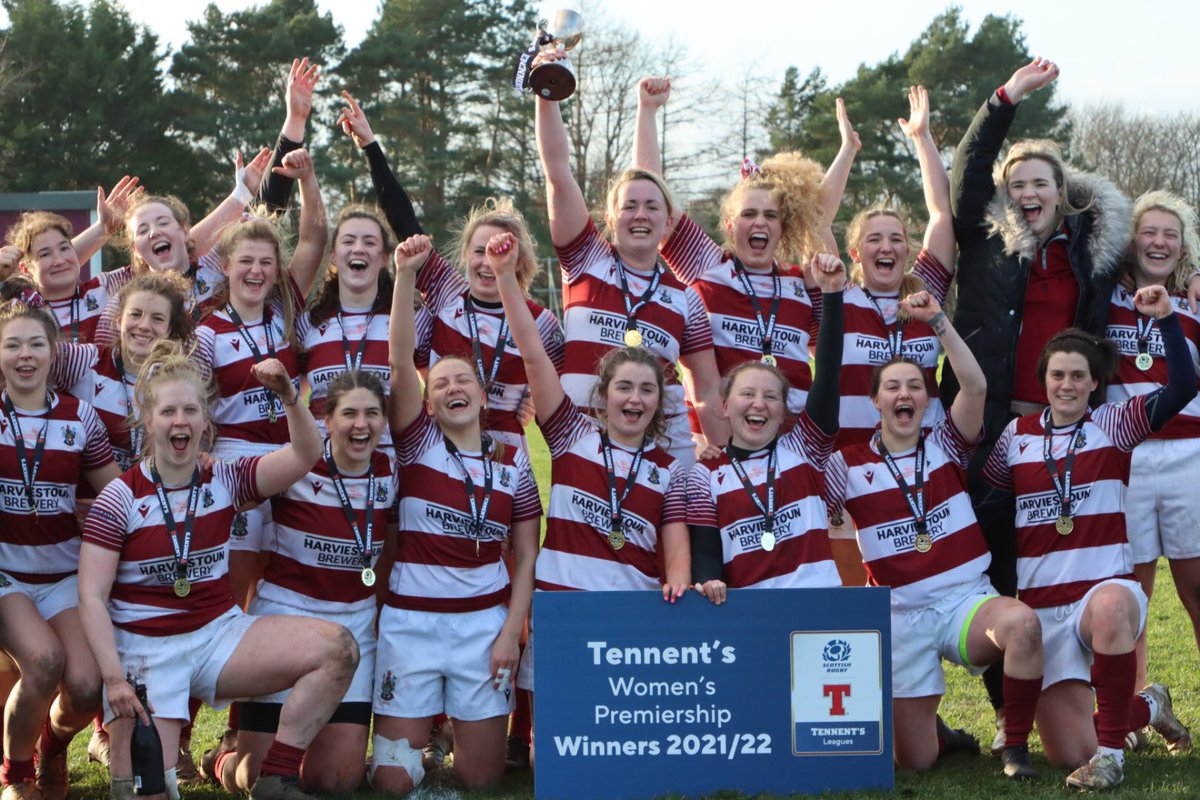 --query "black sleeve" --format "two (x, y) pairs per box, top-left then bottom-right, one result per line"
(1146, 312), (1198, 431)
(258, 134), (303, 212)
(689, 524), (724, 585)
(805, 289), (844, 436)
(364, 141), (423, 239)
(951, 92), (1017, 241)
